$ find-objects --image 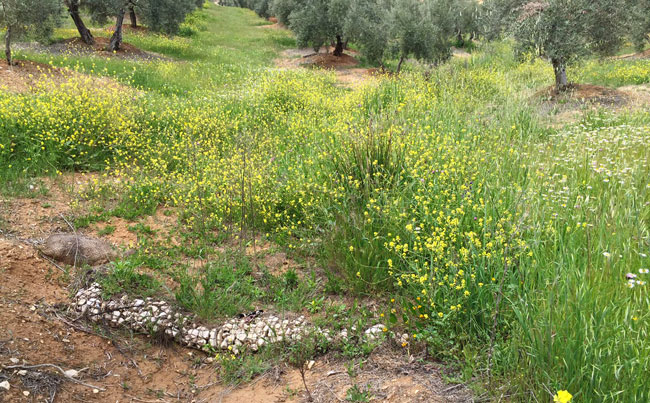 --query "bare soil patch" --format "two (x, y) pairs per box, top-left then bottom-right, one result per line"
(0, 59), (62, 93)
(16, 37), (169, 62)
(534, 83), (636, 127)
(0, 58), (138, 94)
(308, 53), (359, 69)
(276, 48), (381, 88)
(451, 46), (471, 59)
(278, 50), (360, 71)
(618, 83), (650, 106)
(536, 83), (629, 106)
